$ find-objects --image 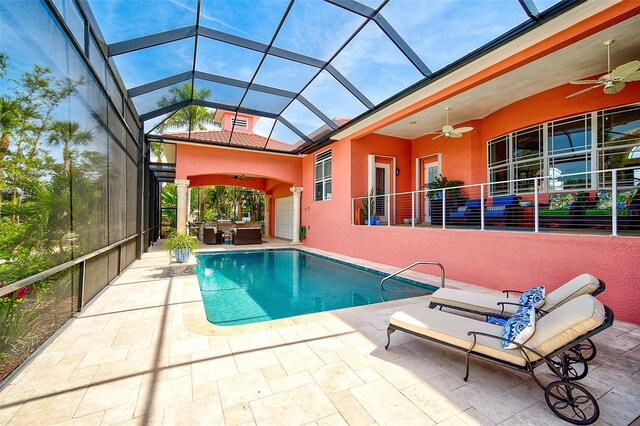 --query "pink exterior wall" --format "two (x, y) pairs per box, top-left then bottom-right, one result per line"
(176, 144), (302, 186)
(216, 112), (256, 134)
(302, 85), (640, 323)
(176, 143), (303, 238)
